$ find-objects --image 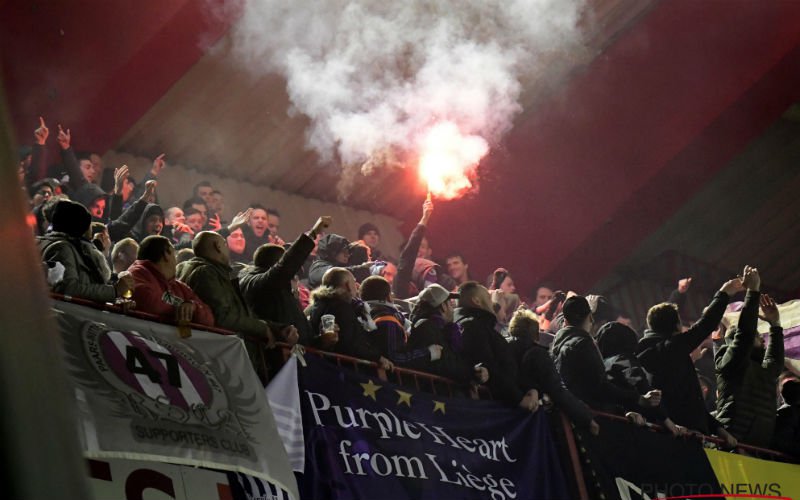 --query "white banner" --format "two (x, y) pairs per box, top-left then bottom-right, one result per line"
(55, 301), (298, 500)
